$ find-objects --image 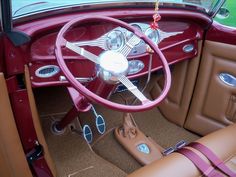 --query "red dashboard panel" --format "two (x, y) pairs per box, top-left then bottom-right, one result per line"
(13, 9), (205, 87)
(28, 20), (202, 87)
